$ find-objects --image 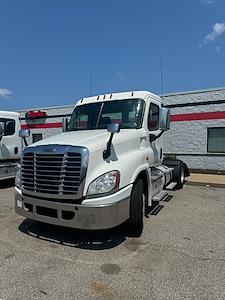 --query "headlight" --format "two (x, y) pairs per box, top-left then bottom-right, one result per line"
(87, 171), (120, 196)
(15, 164), (21, 189)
